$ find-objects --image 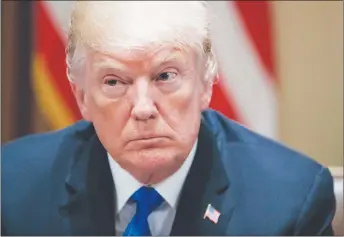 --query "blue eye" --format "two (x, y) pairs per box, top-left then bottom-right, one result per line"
(156, 72), (177, 81)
